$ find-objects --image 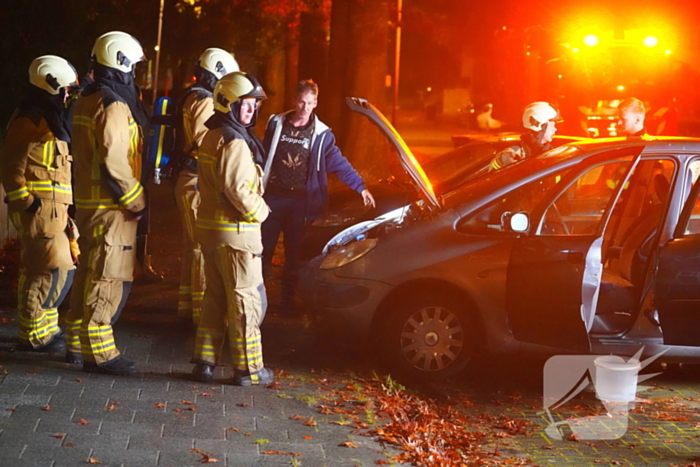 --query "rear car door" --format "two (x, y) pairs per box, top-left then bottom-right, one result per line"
(506, 147), (644, 351)
(655, 158), (700, 346)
